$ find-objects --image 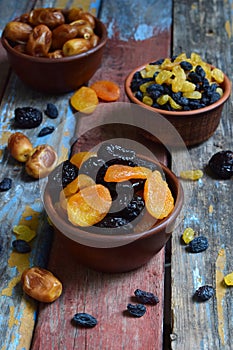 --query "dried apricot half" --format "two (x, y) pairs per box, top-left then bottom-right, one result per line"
(67, 184), (112, 226)
(90, 80), (120, 101)
(70, 151), (96, 169)
(70, 86), (98, 114)
(104, 164), (152, 182)
(144, 170), (174, 220)
(63, 174), (95, 197)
